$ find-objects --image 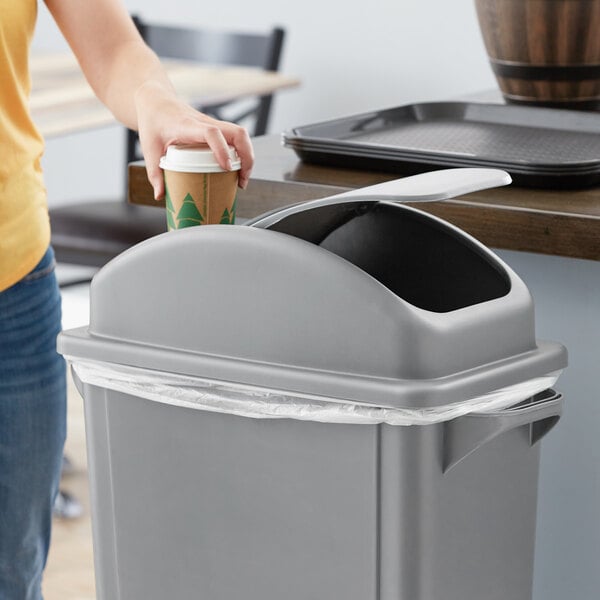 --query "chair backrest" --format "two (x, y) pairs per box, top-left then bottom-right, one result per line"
(136, 18), (285, 72)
